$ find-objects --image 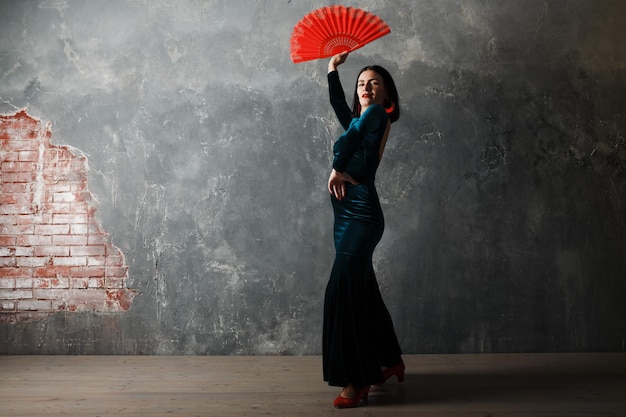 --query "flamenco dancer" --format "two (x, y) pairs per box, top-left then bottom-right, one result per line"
(323, 51), (405, 408)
